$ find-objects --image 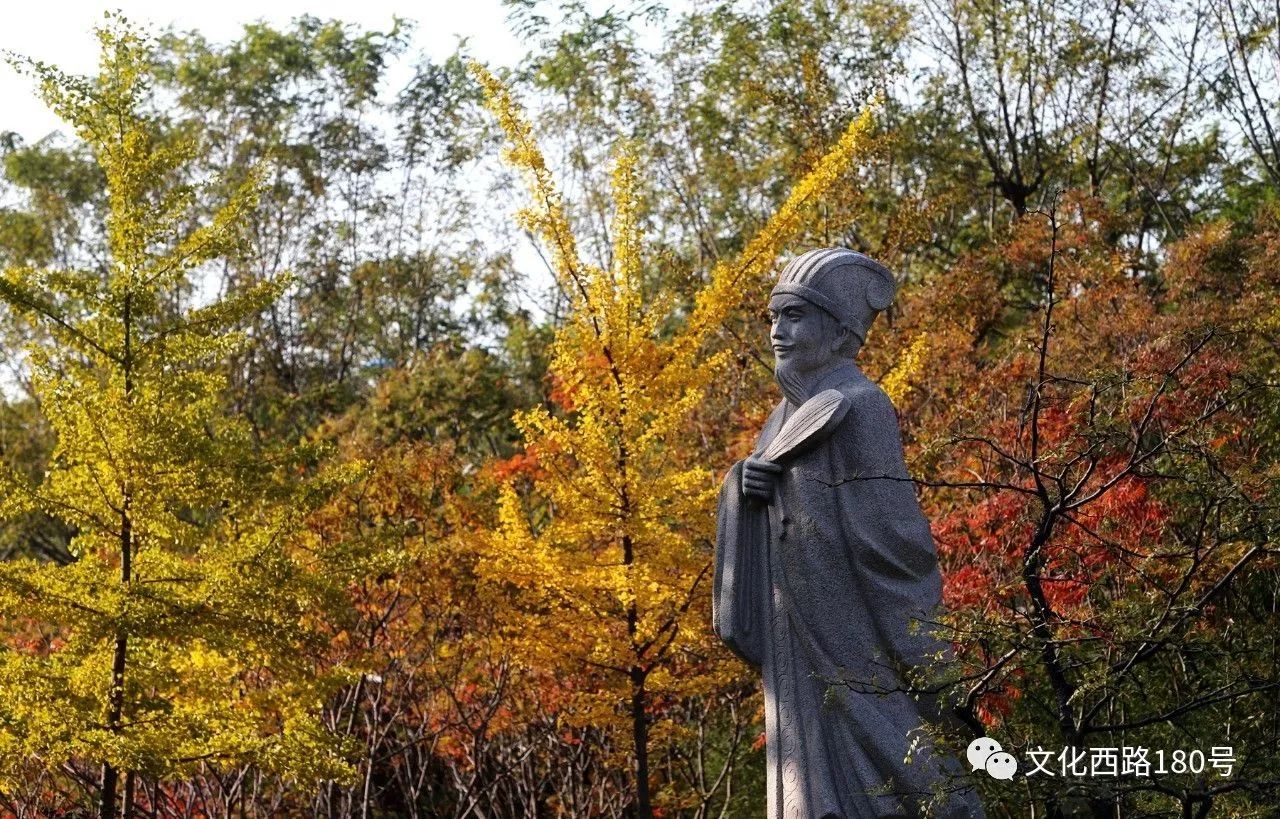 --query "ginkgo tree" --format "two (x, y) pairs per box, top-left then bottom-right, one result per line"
(471, 64), (879, 817)
(0, 18), (360, 819)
